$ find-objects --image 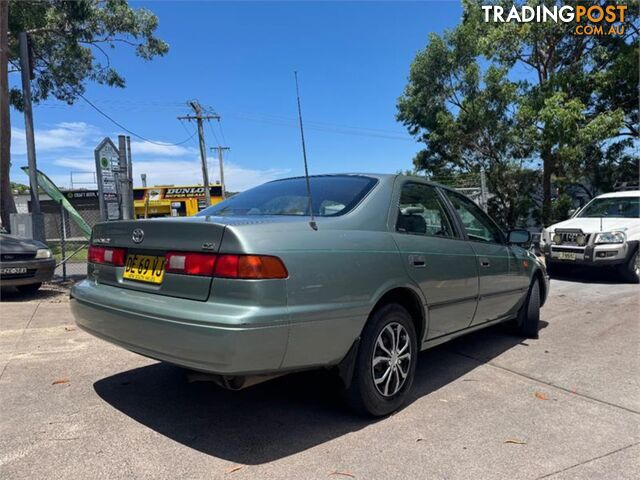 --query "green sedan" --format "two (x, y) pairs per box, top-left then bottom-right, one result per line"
(71, 174), (549, 416)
